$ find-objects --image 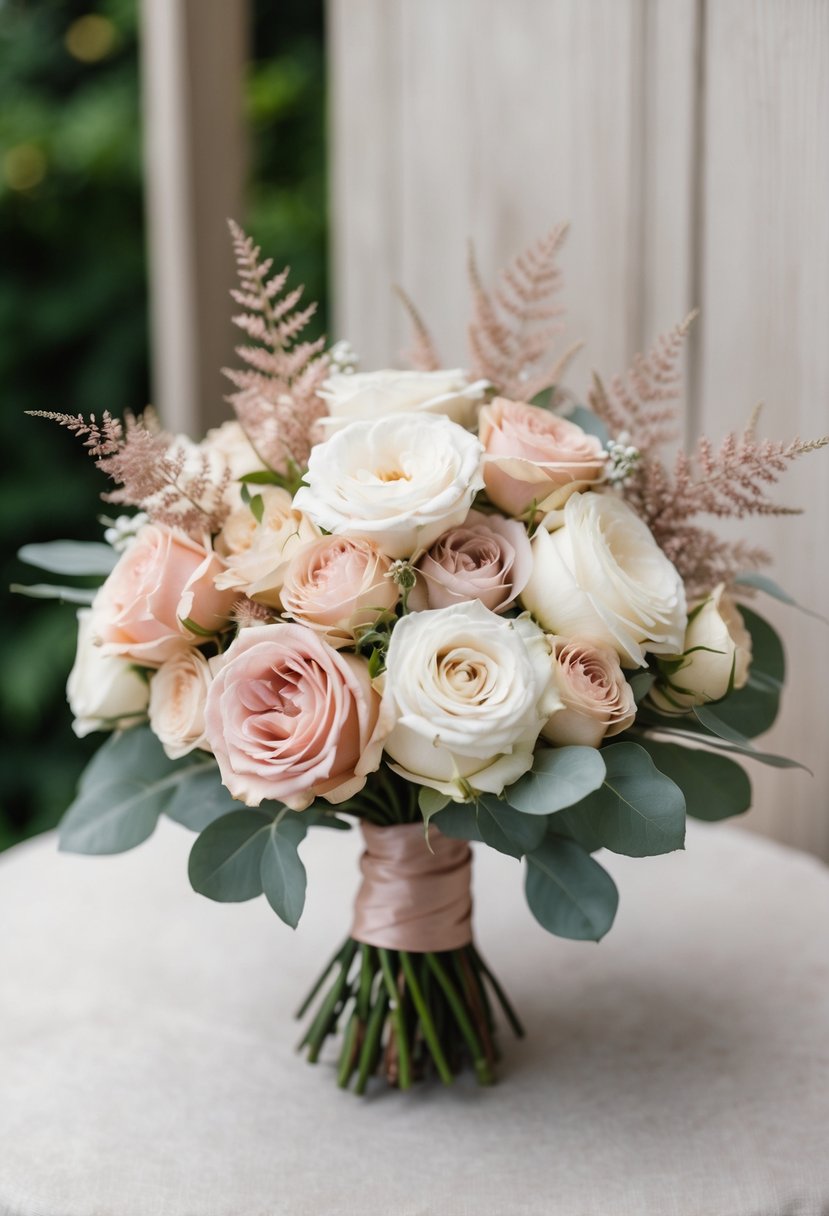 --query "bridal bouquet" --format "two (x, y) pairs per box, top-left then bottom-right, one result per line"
(18, 221), (826, 1092)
